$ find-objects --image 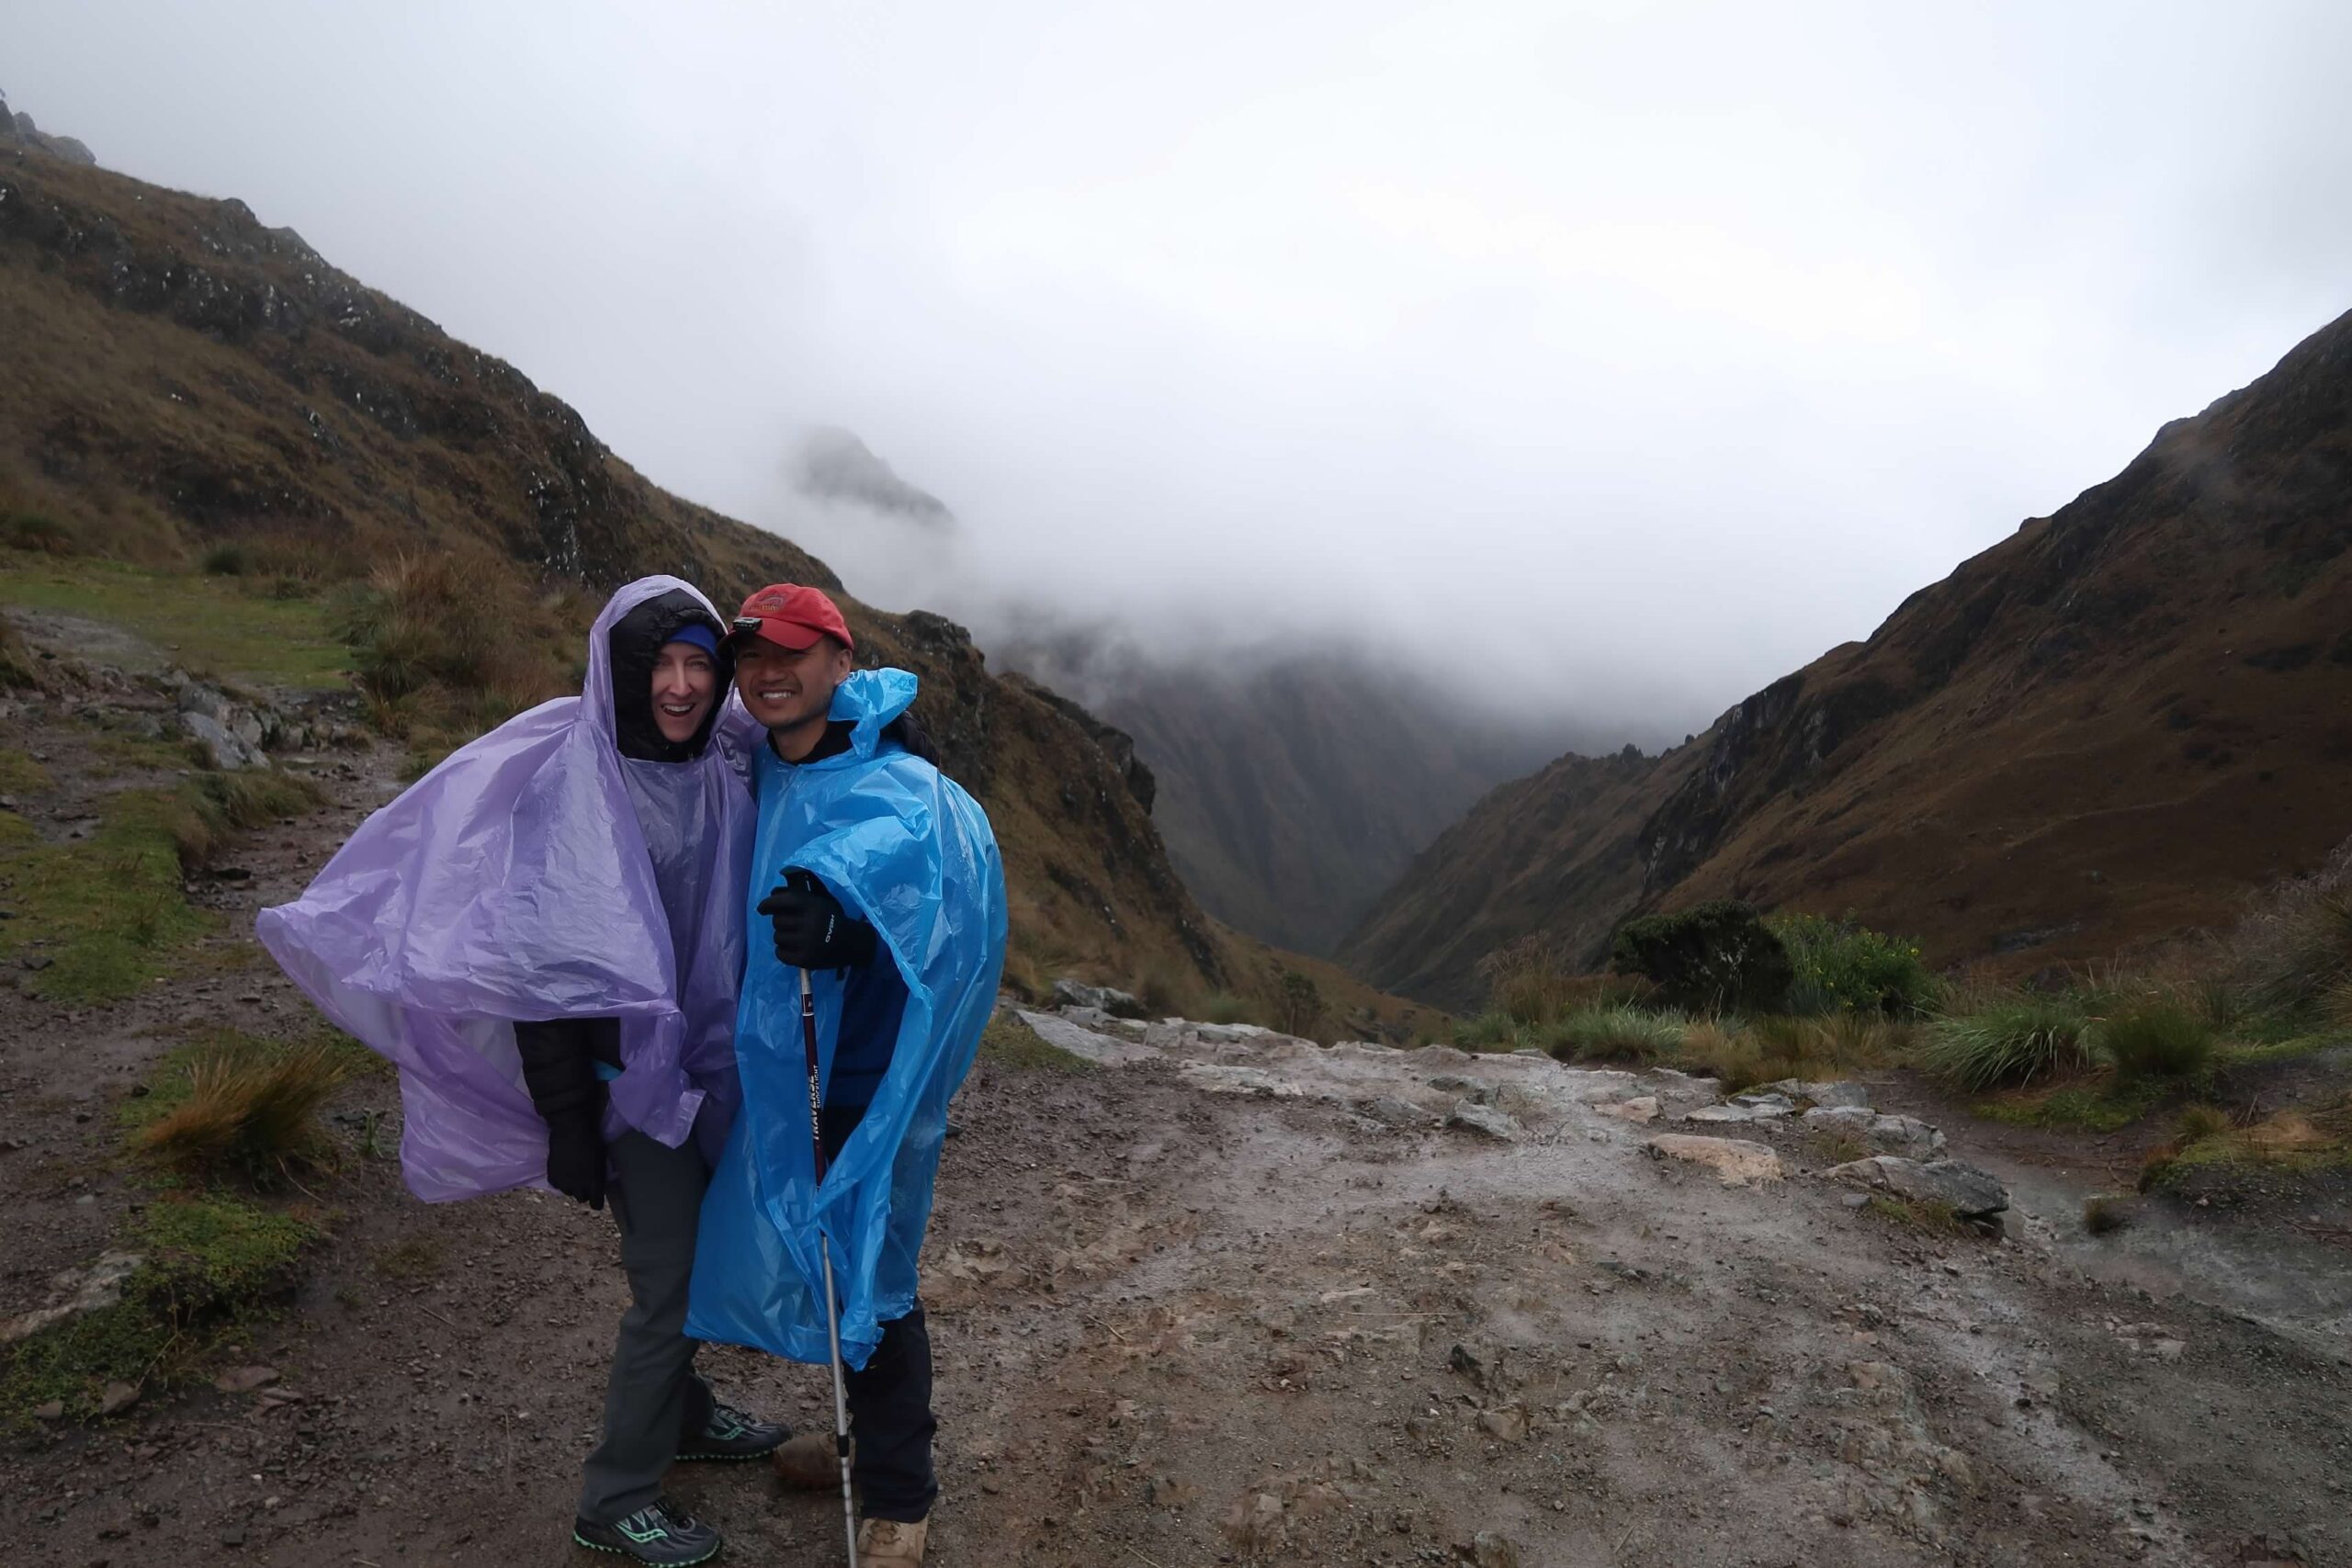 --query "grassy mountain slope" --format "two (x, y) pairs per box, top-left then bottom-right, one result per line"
(1345, 308), (2352, 1005)
(0, 122), (1415, 1021)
